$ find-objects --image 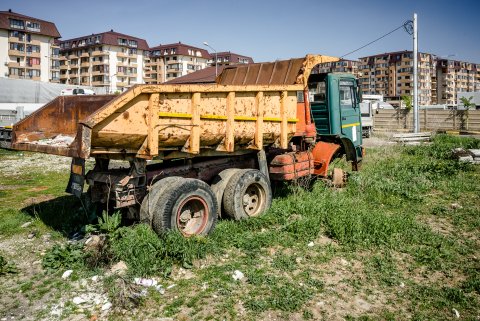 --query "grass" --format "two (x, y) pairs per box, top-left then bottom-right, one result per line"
(1, 134), (480, 320)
